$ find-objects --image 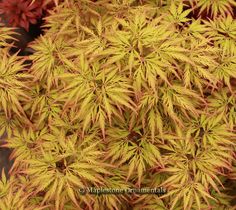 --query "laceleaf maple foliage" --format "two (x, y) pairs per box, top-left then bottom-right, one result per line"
(194, 0), (236, 18)
(0, 0), (53, 31)
(0, 23), (17, 47)
(0, 0), (235, 210)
